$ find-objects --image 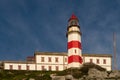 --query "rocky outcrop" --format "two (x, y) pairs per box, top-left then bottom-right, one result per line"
(109, 71), (120, 78)
(87, 68), (106, 80)
(52, 76), (65, 80)
(51, 75), (79, 80)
